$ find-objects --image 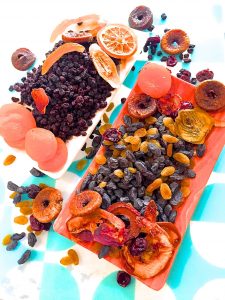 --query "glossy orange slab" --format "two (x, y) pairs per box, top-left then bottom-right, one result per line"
(54, 75), (225, 290)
